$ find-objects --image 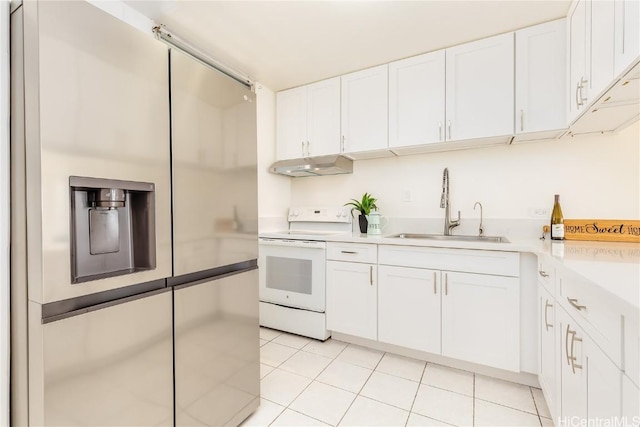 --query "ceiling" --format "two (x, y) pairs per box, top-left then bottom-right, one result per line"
(126, 1), (572, 91)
